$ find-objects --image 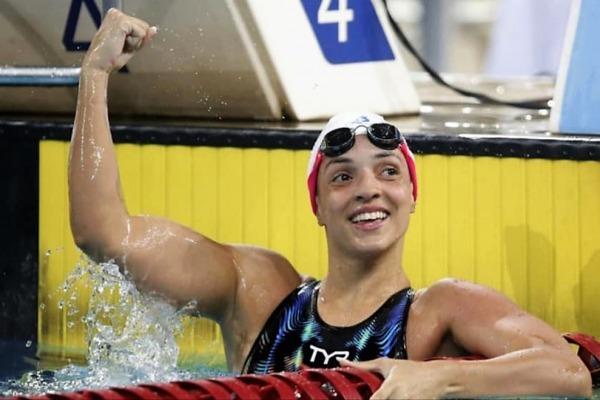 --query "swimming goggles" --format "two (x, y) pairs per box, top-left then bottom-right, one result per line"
(319, 123), (403, 157)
